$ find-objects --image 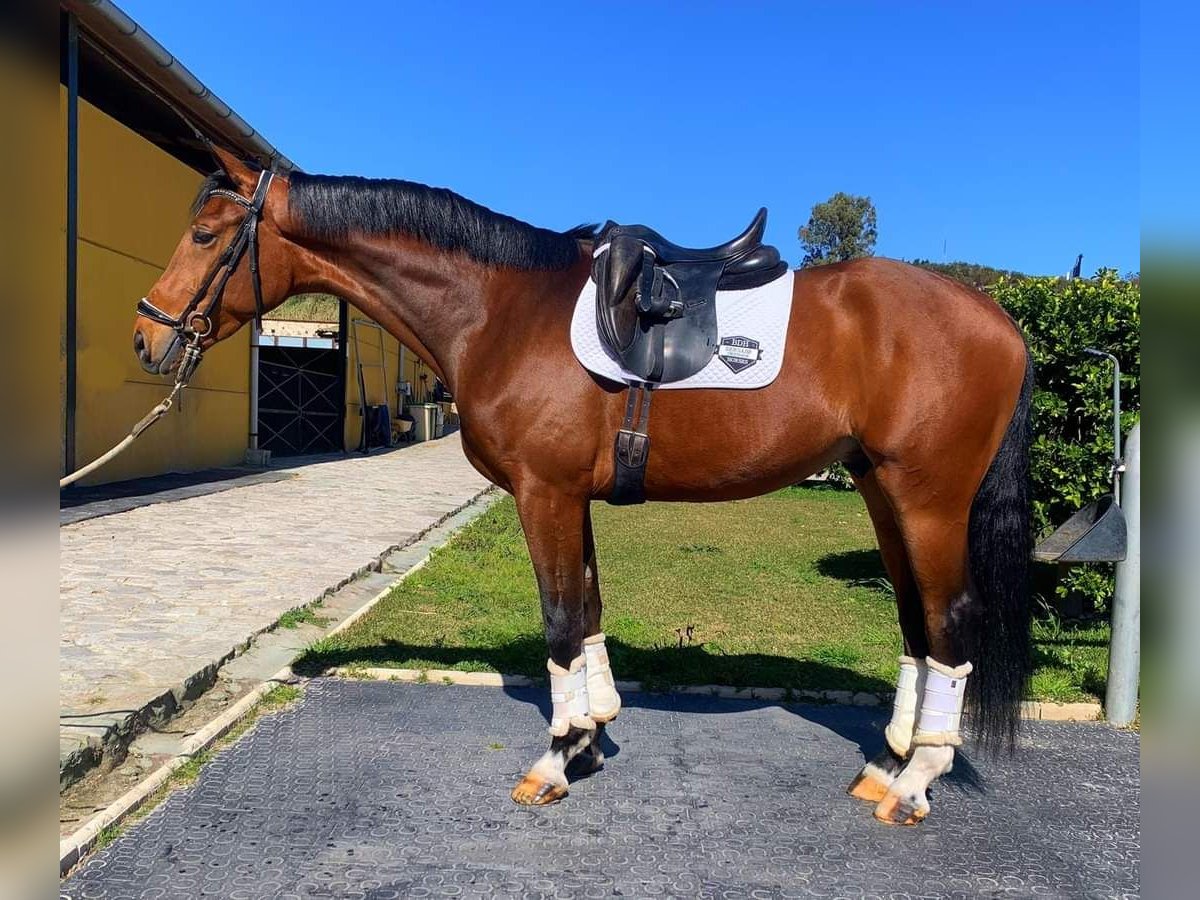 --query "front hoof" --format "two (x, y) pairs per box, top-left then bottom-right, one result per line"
(511, 774), (567, 806)
(873, 793), (928, 826)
